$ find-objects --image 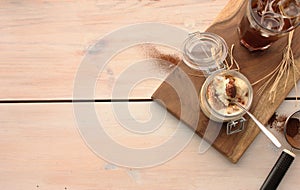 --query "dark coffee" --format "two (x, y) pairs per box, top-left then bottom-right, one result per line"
(238, 14), (280, 51)
(238, 0), (300, 51)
